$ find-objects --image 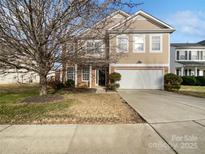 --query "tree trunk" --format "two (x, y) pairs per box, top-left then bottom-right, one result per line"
(61, 45), (67, 83)
(39, 74), (48, 96)
(62, 62), (66, 83)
